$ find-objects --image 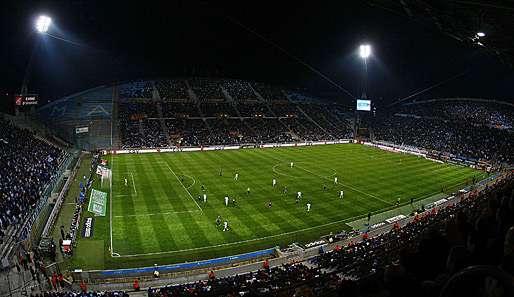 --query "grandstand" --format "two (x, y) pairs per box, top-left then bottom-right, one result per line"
(3, 0), (514, 294)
